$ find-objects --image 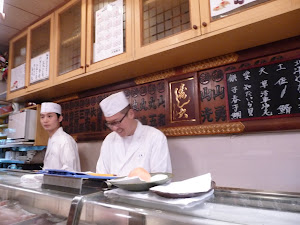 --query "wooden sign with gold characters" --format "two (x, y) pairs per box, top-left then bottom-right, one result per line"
(168, 73), (199, 125)
(125, 80), (167, 128)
